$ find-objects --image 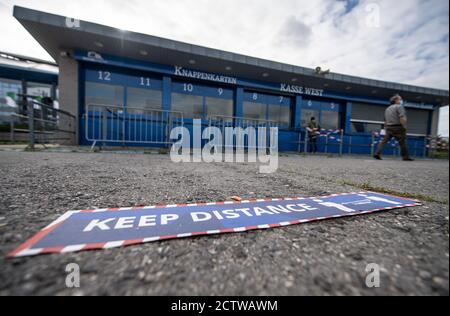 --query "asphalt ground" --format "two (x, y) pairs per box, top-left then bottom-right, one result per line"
(0, 151), (448, 296)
